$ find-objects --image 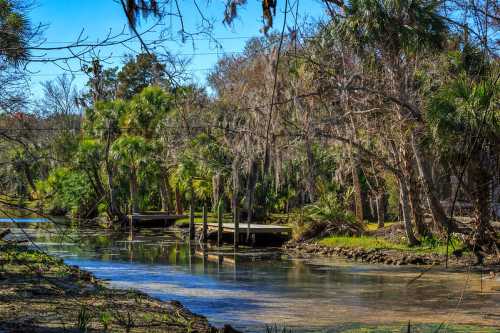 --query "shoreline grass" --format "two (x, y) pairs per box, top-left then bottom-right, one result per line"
(319, 235), (463, 255)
